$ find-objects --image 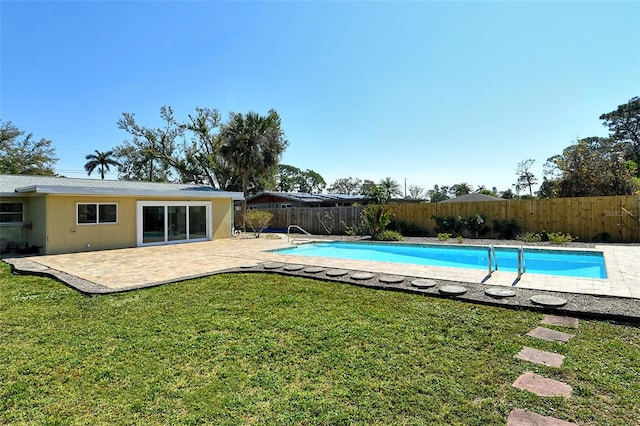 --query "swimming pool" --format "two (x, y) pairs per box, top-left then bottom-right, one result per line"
(272, 242), (607, 279)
